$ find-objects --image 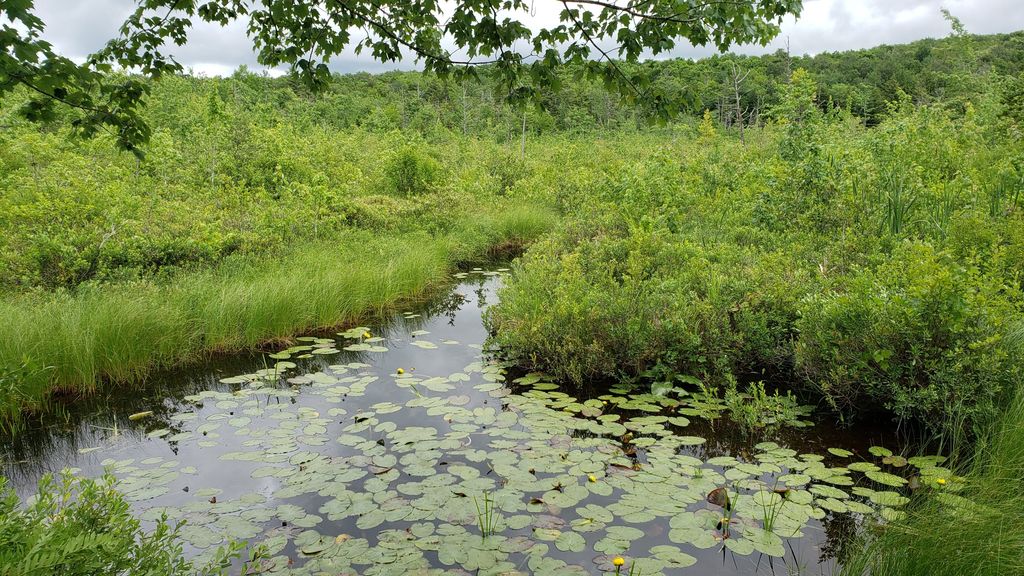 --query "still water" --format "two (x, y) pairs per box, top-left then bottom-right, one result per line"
(1, 268), (915, 576)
